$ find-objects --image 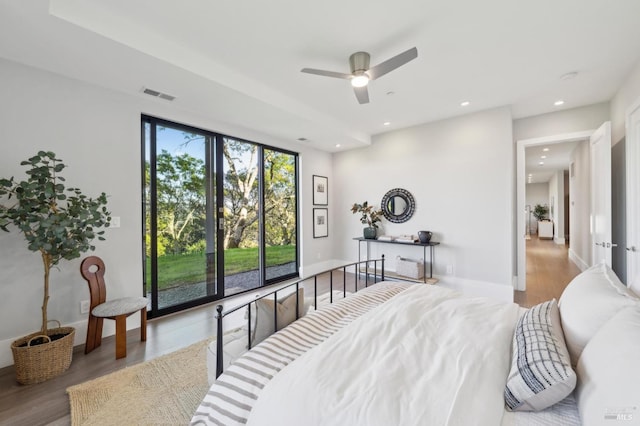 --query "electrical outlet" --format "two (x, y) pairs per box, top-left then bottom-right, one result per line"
(80, 300), (90, 314)
(446, 264), (454, 275)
